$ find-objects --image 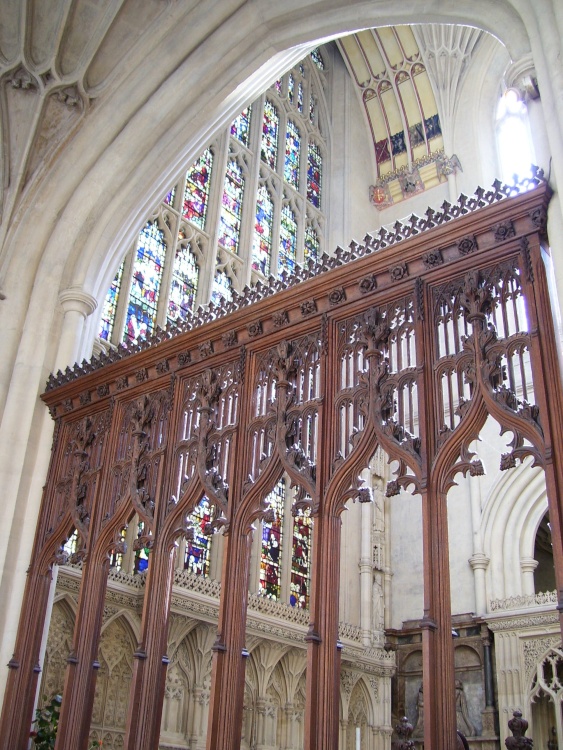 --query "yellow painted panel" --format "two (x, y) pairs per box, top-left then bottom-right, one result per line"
(397, 76), (423, 128)
(381, 87), (403, 135)
(413, 71), (438, 120)
(395, 26), (420, 61)
(376, 27), (404, 68)
(429, 135), (444, 152)
(412, 144), (427, 161)
(394, 153), (408, 170)
(365, 95), (388, 143)
(339, 35), (371, 86)
(356, 30), (386, 78)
